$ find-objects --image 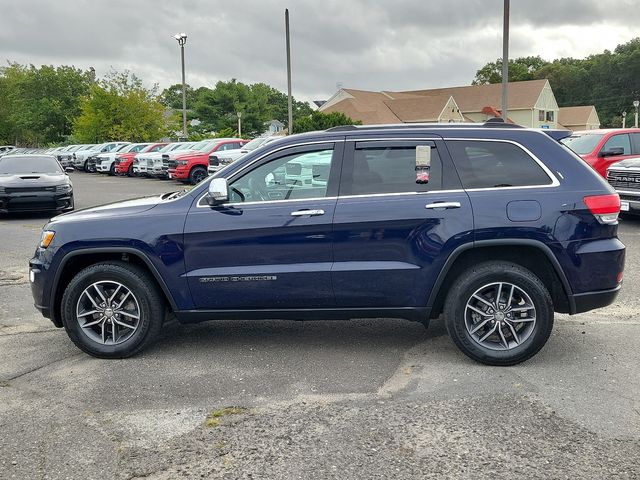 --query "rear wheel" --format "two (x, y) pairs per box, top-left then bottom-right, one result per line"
(444, 261), (553, 366)
(189, 166), (207, 185)
(61, 262), (164, 358)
